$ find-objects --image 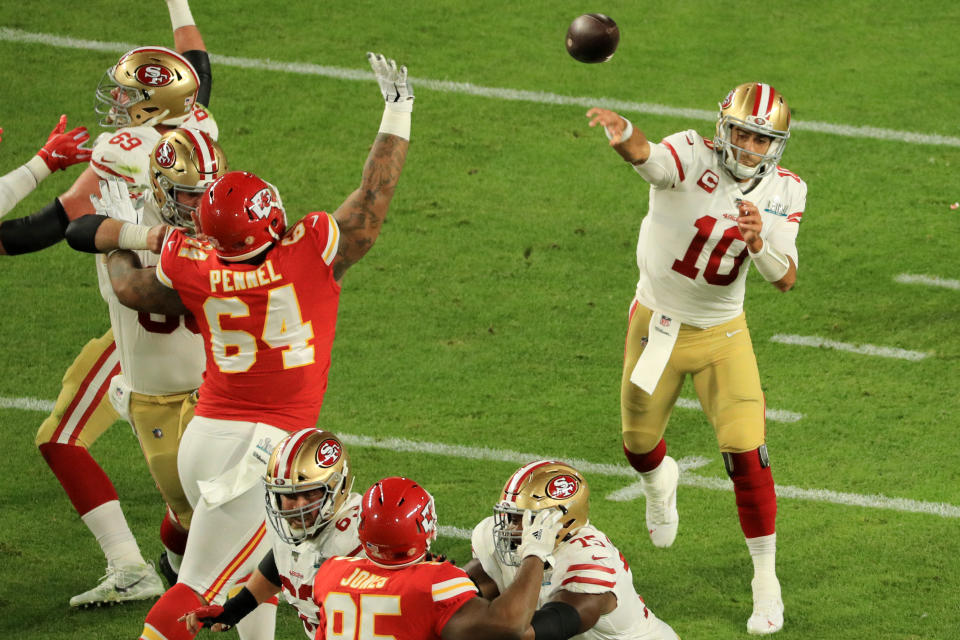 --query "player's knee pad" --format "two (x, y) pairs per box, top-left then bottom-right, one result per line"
(722, 444), (770, 478)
